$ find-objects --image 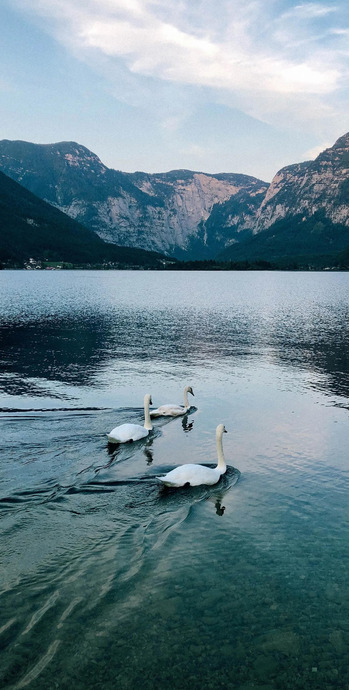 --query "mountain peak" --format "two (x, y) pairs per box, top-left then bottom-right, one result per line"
(46, 141), (107, 172)
(332, 132), (349, 150)
(0, 139), (108, 174)
(0, 133), (348, 263)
